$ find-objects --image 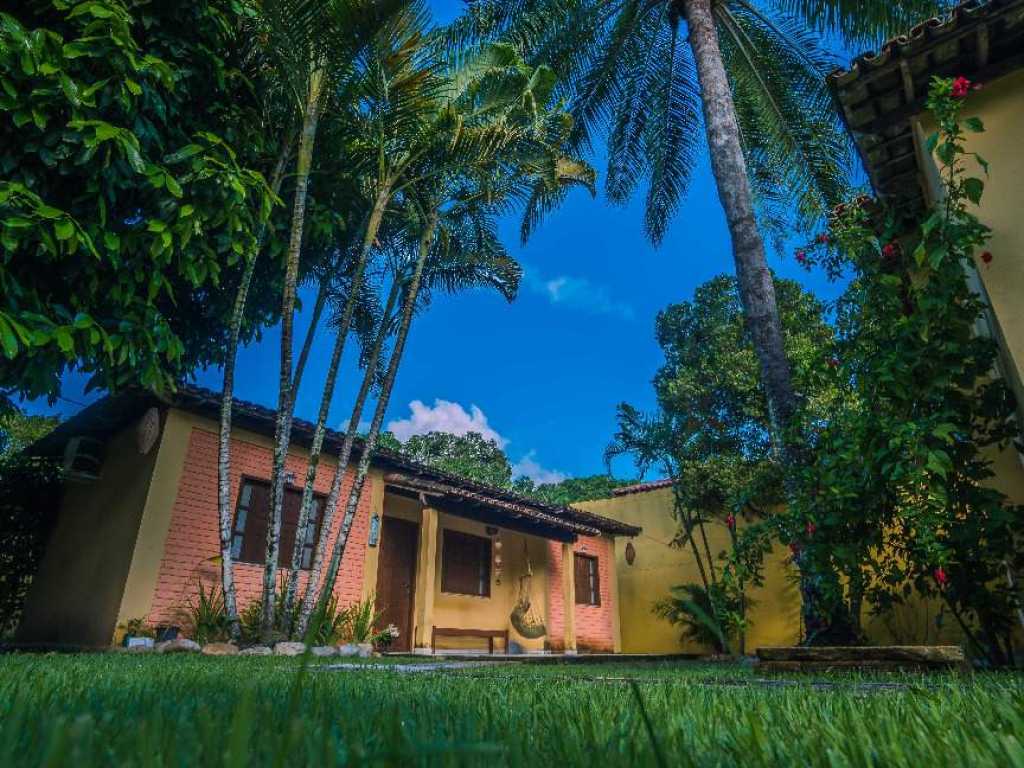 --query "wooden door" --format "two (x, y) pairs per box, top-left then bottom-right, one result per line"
(374, 516), (419, 652)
